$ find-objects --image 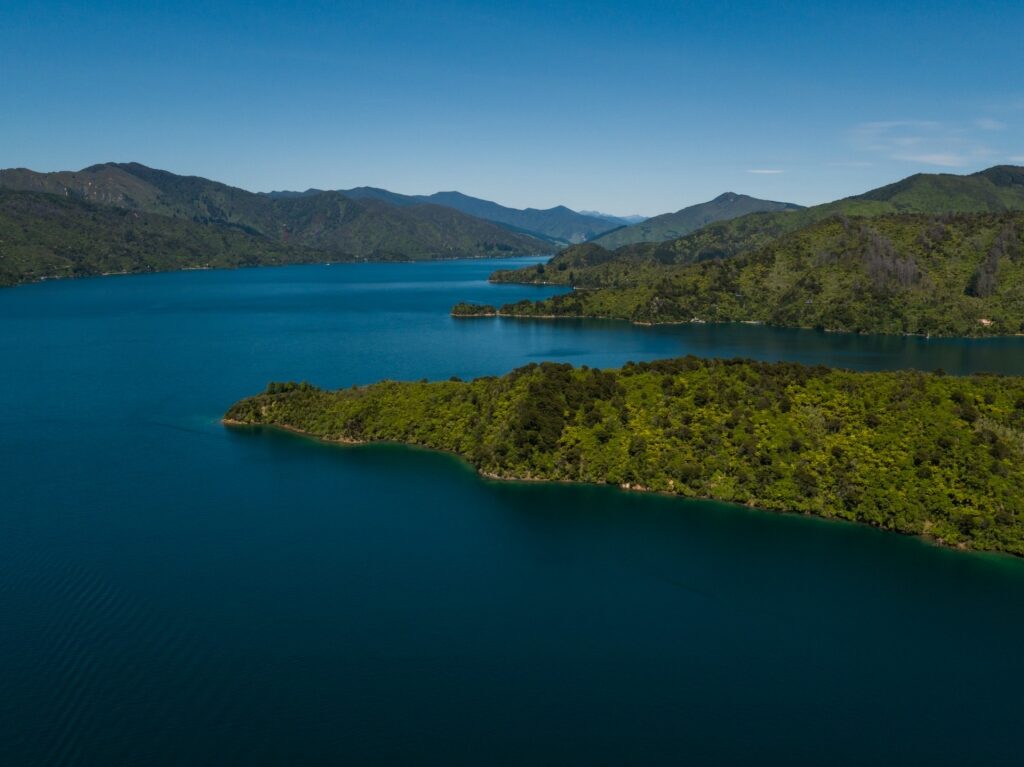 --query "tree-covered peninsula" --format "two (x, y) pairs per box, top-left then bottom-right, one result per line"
(480, 166), (1024, 337)
(226, 357), (1024, 556)
(482, 211), (1024, 336)
(450, 302), (498, 317)
(491, 165), (1024, 288)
